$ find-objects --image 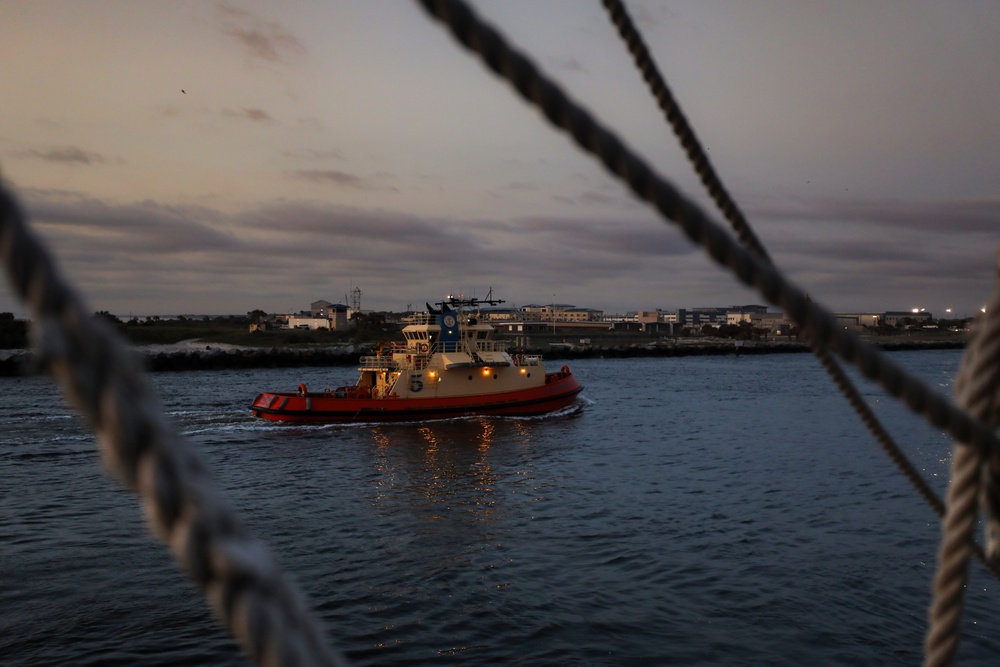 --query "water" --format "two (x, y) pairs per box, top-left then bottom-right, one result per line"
(2, 349), (998, 665)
